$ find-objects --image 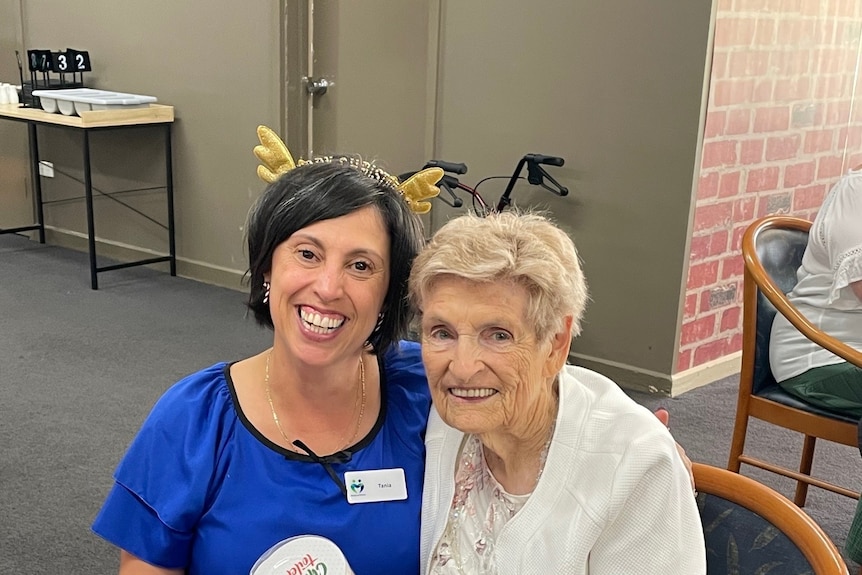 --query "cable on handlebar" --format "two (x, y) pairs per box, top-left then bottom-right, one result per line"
(404, 152), (567, 215)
